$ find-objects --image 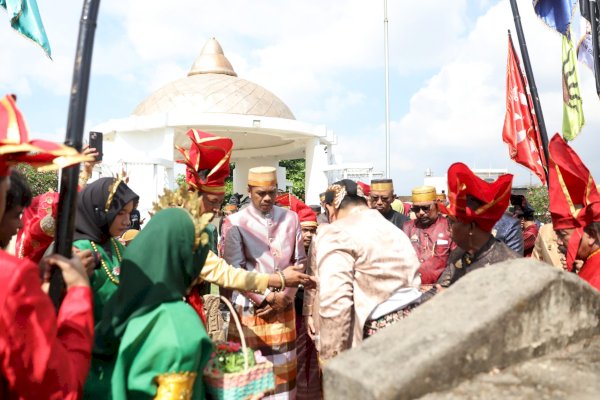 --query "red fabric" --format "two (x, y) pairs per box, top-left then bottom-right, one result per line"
(523, 224), (539, 257)
(440, 162), (513, 232)
(15, 191), (59, 263)
(403, 217), (456, 284)
(357, 181), (370, 196)
(275, 193), (317, 226)
(186, 286), (207, 327)
(0, 250), (94, 400)
(176, 129), (233, 194)
(548, 133), (600, 270)
(579, 251), (600, 291)
(502, 35), (547, 185)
